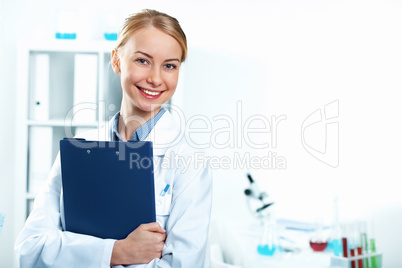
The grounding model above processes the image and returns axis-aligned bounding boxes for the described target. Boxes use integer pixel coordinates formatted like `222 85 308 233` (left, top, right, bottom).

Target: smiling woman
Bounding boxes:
15 9 212 268
110 10 187 141
111 26 182 135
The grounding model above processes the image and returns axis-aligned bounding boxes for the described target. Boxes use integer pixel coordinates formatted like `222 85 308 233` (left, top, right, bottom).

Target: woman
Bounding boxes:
15 9 212 268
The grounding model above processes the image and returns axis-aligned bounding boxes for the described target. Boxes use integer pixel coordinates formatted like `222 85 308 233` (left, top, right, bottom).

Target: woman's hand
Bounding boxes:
111 222 166 265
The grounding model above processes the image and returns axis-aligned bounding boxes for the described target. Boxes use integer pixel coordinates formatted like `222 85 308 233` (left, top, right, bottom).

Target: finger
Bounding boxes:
153 244 164 258
142 222 165 233
152 240 165 252
154 232 167 242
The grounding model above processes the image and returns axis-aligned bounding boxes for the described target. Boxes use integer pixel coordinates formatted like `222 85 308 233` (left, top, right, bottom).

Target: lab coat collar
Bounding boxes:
105 110 182 156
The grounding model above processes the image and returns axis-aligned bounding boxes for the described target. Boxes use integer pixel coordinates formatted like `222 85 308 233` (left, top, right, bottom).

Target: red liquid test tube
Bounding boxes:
350 248 356 268
357 247 363 268
342 237 348 257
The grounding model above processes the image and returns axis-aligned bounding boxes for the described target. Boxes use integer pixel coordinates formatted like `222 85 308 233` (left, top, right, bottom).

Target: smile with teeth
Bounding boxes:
138 87 162 96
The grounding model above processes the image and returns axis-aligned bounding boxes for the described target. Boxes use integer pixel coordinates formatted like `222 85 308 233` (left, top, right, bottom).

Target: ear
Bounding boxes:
111 49 121 74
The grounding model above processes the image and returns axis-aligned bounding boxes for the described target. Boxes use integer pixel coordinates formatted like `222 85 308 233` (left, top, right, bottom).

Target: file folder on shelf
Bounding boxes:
73 54 98 123
60 138 156 240
29 53 50 120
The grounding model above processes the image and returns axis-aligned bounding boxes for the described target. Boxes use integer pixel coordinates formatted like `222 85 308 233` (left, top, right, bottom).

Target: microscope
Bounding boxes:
244 173 279 255
244 173 274 219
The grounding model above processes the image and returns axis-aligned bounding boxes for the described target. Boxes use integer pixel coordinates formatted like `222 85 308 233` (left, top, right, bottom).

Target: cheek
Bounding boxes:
166 73 179 89
126 70 141 84
122 65 145 85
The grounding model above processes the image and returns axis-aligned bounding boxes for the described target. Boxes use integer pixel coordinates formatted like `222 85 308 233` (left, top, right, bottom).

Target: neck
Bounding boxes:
118 96 161 141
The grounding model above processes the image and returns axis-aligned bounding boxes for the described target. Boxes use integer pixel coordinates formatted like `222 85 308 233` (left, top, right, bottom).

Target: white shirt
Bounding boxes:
15 111 213 268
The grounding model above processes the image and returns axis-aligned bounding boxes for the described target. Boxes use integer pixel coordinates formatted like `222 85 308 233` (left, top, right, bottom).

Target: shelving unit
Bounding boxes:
14 40 122 239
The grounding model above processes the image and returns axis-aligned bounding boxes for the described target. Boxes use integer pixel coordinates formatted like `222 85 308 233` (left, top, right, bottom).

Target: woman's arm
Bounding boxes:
14 154 116 268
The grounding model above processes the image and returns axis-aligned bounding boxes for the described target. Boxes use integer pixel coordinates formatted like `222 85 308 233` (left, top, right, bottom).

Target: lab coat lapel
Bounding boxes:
144 111 182 156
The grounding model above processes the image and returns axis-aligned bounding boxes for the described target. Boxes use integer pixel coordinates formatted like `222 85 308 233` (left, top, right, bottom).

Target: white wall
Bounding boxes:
1 0 401 267
180 2 402 267
0 0 17 267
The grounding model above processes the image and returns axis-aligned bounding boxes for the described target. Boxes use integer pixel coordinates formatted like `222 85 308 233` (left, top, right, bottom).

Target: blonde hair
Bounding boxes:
115 9 187 62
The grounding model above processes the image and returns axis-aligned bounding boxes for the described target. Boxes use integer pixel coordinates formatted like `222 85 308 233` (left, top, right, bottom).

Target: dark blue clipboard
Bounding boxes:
60 138 156 240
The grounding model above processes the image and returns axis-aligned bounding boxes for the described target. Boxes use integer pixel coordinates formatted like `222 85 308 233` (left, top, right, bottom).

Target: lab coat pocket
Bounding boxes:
155 194 172 216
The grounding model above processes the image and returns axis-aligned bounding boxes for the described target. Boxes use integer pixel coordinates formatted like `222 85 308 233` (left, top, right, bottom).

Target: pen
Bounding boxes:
160 184 170 196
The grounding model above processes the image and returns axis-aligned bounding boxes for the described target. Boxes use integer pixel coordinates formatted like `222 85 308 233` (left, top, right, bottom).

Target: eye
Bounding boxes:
135 58 149 65
164 63 177 70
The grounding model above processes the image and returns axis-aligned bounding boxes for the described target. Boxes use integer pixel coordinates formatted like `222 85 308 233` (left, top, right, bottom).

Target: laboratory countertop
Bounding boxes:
213 219 333 268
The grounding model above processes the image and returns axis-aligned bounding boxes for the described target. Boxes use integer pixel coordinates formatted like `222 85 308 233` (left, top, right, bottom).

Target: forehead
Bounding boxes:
122 26 182 59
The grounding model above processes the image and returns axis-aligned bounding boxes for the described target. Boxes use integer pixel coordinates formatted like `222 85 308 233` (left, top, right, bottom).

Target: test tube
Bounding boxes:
354 221 366 268
357 247 363 268
359 221 369 268
368 221 377 268
349 222 358 268
341 223 349 258
332 223 342 256
332 197 342 256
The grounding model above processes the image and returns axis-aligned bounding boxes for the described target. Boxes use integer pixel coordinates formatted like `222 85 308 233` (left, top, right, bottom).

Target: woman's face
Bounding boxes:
112 26 182 114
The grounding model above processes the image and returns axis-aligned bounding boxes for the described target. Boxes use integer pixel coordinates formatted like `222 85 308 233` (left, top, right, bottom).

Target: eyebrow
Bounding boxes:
134 51 180 63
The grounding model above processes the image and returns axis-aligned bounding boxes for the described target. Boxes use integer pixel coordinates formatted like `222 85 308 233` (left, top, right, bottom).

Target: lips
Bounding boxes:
137 86 164 99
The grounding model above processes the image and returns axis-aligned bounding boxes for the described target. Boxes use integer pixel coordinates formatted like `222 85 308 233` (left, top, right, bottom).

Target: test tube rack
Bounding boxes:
330 252 382 268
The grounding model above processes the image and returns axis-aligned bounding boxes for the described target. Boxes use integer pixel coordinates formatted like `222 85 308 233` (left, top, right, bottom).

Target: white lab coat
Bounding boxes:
15 111 213 268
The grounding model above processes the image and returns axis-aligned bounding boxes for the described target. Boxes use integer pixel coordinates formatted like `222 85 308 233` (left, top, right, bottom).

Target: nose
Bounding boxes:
146 67 162 87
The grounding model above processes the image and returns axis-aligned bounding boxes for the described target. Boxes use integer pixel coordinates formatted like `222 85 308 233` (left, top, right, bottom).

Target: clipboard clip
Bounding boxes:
63 138 86 142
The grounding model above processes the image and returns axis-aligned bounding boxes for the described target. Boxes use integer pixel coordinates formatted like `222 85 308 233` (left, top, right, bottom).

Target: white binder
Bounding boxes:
30 54 50 120
73 54 98 123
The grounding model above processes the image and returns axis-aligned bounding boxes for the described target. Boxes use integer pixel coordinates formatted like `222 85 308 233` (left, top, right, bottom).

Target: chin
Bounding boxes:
139 103 163 114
